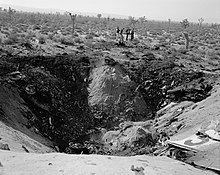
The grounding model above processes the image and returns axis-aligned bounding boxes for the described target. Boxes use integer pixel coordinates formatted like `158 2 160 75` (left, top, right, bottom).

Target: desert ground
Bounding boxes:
0 7 220 175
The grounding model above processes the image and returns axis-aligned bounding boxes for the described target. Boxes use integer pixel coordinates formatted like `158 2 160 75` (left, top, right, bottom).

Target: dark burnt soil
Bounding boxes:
124 53 217 118
0 54 94 150
0 47 218 154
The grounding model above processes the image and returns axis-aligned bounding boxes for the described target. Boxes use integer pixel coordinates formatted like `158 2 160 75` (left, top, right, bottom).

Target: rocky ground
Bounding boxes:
0 10 220 174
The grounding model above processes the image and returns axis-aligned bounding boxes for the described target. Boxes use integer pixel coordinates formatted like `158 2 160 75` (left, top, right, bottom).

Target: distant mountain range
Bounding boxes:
0 4 129 19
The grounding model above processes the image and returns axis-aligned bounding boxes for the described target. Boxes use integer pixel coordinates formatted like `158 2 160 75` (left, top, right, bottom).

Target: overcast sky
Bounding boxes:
1 0 220 23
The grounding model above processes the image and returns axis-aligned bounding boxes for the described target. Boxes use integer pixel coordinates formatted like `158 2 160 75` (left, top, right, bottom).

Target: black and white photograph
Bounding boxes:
0 0 220 174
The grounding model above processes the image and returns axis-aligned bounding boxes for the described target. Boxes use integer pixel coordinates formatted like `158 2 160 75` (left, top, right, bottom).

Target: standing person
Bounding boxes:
116 27 120 34
120 28 124 43
130 28 135 41
116 27 120 39
125 28 130 41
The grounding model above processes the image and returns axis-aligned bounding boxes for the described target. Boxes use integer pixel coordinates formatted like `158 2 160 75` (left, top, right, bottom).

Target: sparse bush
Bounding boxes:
4 33 19 45
180 19 190 29
97 14 102 19
85 34 94 39
38 34 46 44
109 35 116 40
20 37 32 48
138 36 143 40
87 32 99 37
11 27 20 33
40 30 49 35
52 34 61 42
20 33 26 38
205 49 219 59
60 36 74 45
215 50 220 56
26 31 36 40
132 38 140 44
74 37 83 44
2 30 10 36
198 18 204 28
129 16 139 27
47 33 55 40
33 25 40 30
73 33 79 37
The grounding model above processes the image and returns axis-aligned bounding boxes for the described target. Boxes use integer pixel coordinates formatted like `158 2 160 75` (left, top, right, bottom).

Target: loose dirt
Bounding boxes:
0 150 215 175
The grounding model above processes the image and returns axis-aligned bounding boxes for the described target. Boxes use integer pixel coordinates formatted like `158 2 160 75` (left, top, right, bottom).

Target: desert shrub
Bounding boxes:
52 35 61 43
40 30 49 35
65 27 72 32
205 49 215 56
26 31 36 40
20 33 26 38
19 24 28 31
11 27 20 33
46 27 54 33
215 50 220 56
74 37 84 44
33 25 41 30
132 38 140 44
16 17 26 24
61 32 67 36
109 35 116 40
73 33 79 37
196 48 206 55
4 39 13 45
2 30 10 36
85 34 93 39
138 36 144 40
209 40 218 45
4 33 19 45
60 36 74 46
88 31 99 37
38 34 46 44
47 33 55 40
205 50 220 60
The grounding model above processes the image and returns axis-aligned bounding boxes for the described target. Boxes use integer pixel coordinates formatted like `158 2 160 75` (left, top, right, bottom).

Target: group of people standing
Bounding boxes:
116 27 135 44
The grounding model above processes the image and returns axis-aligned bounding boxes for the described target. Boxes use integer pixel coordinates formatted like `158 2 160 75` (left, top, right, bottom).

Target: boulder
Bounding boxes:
88 62 150 121
0 143 10 150
102 121 155 154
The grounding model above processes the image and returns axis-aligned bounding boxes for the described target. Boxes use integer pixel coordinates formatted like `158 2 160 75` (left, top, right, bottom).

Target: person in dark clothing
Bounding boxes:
116 27 120 41
125 28 131 41
120 28 124 43
130 28 135 40
116 27 120 34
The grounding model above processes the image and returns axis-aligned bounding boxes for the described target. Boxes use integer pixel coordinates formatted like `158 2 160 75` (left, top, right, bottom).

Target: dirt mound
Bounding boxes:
102 121 156 155
89 61 150 124
0 85 54 152
0 121 54 153
1 150 215 175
